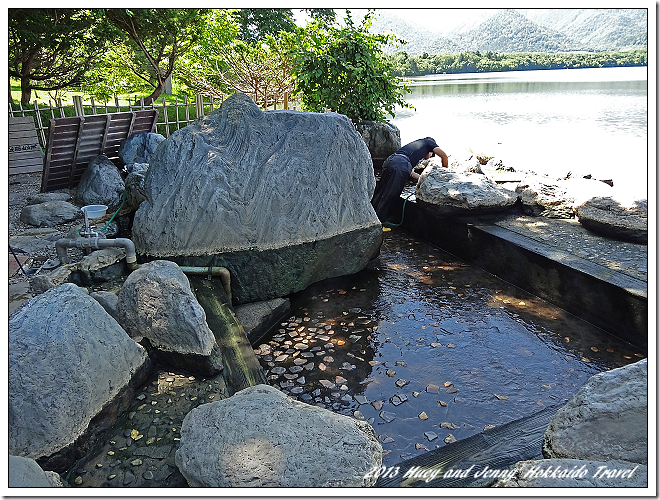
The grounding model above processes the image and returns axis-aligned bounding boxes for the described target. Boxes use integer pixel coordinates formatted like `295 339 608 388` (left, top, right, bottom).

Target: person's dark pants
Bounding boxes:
371 154 412 222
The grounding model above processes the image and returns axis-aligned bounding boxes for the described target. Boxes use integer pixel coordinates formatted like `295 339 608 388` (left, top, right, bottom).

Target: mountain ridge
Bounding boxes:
370 8 647 55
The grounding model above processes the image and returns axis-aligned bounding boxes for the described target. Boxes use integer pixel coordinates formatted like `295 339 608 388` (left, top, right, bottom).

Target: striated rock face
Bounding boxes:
542 359 647 465
175 384 382 487
576 194 647 243
416 166 519 217
8 283 149 464
132 92 382 304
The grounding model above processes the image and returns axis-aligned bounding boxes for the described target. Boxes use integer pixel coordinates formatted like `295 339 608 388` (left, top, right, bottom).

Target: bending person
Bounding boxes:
371 137 449 223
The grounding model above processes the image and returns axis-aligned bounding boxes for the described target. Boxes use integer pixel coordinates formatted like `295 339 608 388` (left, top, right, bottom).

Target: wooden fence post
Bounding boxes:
195 94 204 119
73 95 84 116
32 101 46 147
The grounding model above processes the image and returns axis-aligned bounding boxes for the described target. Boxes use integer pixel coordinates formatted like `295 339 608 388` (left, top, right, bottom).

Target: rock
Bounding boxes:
416 166 519 217
493 459 647 488
576 194 647 243
20 201 81 227
355 120 401 168
90 291 119 321
132 93 382 304
9 228 61 254
516 176 613 219
118 132 165 166
8 284 149 469
116 260 223 376
75 155 125 211
175 384 382 487
543 359 647 465
67 247 126 285
8 455 64 487
25 192 71 205
123 165 149 212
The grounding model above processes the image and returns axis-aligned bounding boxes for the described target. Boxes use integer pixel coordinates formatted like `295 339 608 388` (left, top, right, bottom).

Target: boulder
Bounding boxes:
123 164 149 212
576 194 647 243
516 176 614 219
234 297 291 345
19 201 81 227
543 359 647 465
9 228 61 254
356 120 401 168
116 260 224 376
8 455 64 488
175 384 382 487
74 155 125 211
494 458 647 488
118 132 165 167
8 283 149 469
132 92 382 304
25 191 71 205
90 290 119 321
415 166 519 217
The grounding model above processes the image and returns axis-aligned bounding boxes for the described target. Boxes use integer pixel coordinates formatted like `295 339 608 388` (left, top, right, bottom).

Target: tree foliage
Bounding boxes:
104 8 209 103
290 10 412 123
233 9 296 44
8 9 117 104
388 49 648 77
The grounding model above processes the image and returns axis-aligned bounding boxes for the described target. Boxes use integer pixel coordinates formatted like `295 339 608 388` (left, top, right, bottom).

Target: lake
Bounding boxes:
390 66 648 198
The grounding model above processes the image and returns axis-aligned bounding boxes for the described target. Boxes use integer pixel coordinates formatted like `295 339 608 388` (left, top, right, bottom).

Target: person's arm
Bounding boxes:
433 146 449 168
410 170 421 182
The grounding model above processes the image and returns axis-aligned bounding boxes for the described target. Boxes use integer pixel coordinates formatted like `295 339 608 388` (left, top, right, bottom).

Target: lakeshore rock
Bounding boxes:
234 297 291 345
132 92 382 304
8 455 64 488
175 384 382 487
90 290 119 321
576 193 647 243
542 358 647 465
75 155 125 211
20 200 81 227
8 283 149 466
356 120 401 168
116 260 224 376
25 192 71 205
493 458 647 488
416 166 519 217
123 163 150 212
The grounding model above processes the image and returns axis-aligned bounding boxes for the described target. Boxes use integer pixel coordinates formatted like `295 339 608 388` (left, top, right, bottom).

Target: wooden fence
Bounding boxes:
8 92 295 150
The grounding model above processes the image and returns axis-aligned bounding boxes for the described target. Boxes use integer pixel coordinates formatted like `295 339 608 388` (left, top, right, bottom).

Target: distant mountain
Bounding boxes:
371 8 647 55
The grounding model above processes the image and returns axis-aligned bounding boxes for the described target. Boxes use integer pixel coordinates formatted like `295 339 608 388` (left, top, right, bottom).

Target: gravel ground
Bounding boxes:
9 173 88 285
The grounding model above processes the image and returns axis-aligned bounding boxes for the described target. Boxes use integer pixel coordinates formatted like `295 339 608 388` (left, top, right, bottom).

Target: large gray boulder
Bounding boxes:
116 260 223 376
75 155 125 211
8 283 149 466
493 459 647 488
416 166 519 217
356 120 401 167
175 384 382 487
8 455 64 488
576 193 647 243
19 201 81 227
543 359 647 465
132 92 382 304
118 132 165 166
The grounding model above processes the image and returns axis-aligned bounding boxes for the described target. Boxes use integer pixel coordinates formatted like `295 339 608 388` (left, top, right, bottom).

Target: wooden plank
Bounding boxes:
8 116 43 175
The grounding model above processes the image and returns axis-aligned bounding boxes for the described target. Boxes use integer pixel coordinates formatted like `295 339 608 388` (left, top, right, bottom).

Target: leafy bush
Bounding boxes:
289 10 412 123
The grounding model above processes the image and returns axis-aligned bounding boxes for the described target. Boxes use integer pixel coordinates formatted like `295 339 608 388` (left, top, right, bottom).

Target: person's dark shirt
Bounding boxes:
393 137 439 168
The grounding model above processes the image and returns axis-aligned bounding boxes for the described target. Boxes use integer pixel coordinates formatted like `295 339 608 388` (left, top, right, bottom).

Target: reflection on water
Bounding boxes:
256 230 644 466
392 67 648 197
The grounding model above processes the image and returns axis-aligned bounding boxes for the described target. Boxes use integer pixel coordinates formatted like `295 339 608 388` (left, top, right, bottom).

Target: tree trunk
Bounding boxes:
21 74 31 105
142 77 167 105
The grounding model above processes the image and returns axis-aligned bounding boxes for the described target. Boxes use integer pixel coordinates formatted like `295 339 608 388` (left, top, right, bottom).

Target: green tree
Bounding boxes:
290 10 412 123
8 8 117 104
233 9 296 44
105 8 209 103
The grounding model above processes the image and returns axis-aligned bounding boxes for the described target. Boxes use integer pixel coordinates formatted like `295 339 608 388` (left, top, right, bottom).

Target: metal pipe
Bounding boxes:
179 266 232 304
55 237 138 271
